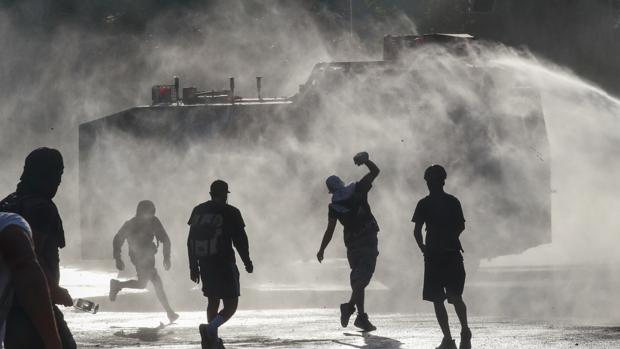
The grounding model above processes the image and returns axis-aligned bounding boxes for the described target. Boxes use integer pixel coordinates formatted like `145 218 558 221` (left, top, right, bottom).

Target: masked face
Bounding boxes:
326 175 345 194
18 148 64 199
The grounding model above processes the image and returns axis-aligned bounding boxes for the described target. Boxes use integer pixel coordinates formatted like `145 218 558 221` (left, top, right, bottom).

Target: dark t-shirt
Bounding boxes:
328 177 379 249
187 201 249 265
412 192 465 256
0 193 64 284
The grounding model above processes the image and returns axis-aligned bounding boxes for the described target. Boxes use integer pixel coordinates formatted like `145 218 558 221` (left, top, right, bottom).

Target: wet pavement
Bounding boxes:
66 309 620 348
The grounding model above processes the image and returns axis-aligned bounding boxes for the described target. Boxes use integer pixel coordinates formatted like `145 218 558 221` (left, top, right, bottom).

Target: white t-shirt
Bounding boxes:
0 212 32 347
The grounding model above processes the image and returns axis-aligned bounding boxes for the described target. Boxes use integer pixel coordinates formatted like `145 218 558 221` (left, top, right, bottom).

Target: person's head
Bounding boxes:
424 164 447 193
17 147 64 198
136 200 156 218
210 180 230 203
325 175 345 194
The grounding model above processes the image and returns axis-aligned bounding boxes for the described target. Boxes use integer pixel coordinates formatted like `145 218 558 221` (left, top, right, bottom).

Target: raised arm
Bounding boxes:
354 152 380 187
0 226 62 349
317 217 337 263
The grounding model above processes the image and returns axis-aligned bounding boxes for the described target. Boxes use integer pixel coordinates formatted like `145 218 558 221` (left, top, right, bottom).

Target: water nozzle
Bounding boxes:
256 77 262 100
229 77 235 104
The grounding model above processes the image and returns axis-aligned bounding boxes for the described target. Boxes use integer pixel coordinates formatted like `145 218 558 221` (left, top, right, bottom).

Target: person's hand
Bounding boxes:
164 258 171 271
190 266 200 284
316 249 324 263
115 258 125 271
53 286 73 307
353 151 369 166
245 261 254 273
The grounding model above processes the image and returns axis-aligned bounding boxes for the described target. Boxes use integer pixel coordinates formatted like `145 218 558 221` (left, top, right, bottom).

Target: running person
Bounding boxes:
109 200 179 323
411 165 471 349
187 180 253 349
317 151 380 332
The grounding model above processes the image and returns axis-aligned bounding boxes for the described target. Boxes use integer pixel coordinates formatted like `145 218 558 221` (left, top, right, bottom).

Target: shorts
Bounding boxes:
130 253 157 281
199 261 240 299
423 252 466 303
347 245 379 289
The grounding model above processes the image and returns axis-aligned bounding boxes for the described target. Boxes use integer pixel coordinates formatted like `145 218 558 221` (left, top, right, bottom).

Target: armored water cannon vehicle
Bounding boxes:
79 34 550 281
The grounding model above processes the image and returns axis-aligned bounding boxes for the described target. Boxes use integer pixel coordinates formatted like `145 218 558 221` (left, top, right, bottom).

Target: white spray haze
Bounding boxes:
1 1 619 321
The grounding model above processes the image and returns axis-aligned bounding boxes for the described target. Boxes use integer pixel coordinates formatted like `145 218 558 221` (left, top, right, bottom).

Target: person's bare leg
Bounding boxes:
110 272 147 302
118 277 148 289
219 297 238 322
207 297 221 323
150 271 175 315
434 301 452 340
451 297 469 330
206 297 238 341
452 296 471 348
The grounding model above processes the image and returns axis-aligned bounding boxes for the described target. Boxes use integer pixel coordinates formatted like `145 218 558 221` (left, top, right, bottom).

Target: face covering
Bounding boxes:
326 175 356 213
16 147 64 199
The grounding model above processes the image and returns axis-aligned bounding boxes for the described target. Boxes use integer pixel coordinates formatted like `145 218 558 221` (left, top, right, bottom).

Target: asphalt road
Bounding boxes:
66 309 620 348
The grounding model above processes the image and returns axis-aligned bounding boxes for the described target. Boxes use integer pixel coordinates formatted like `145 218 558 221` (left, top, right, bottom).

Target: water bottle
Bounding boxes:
73 298 99 314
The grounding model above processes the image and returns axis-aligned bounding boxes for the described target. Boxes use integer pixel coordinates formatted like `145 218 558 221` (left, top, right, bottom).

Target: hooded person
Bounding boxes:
109 200 179 323
0 147 76 349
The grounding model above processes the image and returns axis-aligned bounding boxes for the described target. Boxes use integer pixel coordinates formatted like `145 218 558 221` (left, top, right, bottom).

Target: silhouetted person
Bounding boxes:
317 151 380 332
109 200 179 323
0 148 76 348
0 212 62 349
187 180 253 349
411 165 471 349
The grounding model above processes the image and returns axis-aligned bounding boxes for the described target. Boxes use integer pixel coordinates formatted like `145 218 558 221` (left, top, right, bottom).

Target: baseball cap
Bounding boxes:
210 180 230 194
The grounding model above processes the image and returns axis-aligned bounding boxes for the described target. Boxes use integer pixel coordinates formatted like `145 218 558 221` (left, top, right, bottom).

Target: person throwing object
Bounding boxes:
317 151 380 332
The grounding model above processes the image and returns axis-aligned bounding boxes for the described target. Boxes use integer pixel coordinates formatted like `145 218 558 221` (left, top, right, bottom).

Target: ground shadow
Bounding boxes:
333 332 403 349
112 322 172 341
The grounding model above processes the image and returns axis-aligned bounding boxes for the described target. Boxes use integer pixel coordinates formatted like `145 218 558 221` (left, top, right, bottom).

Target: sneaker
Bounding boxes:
167 311 179 324
199 323 216 349
436 337 457 349
340 303 355 327
109 279 121 302
353 313 376 332
459 328 472 349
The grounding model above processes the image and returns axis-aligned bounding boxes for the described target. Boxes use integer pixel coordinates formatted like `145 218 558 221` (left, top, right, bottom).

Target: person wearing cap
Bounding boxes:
0 147 76 348
317 151 380 332
187 180 253 349
108 200 179 323
411 165 471 349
